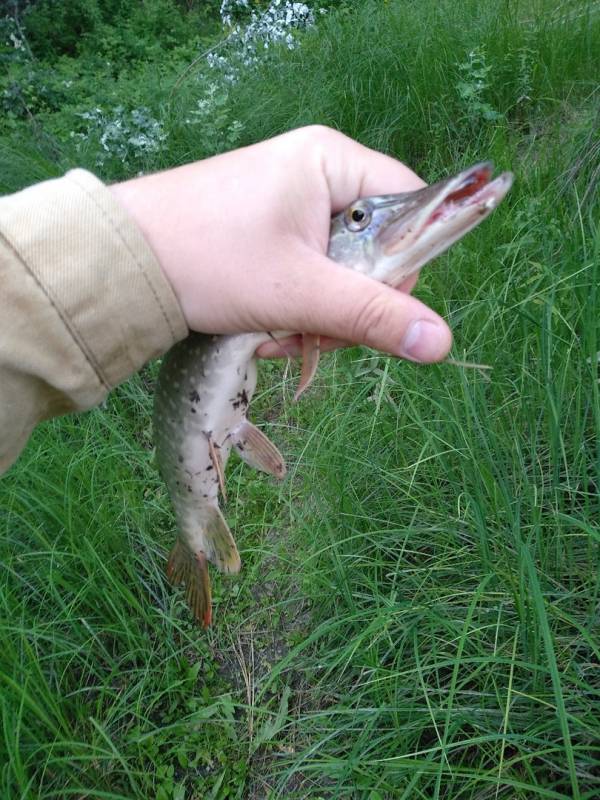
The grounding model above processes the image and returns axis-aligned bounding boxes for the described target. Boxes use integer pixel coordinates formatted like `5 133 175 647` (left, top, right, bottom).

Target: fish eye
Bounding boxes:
345 202 372 232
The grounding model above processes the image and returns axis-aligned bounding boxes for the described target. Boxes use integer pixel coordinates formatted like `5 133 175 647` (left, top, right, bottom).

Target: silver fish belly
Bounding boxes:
154 331 284 626
154 162 513 626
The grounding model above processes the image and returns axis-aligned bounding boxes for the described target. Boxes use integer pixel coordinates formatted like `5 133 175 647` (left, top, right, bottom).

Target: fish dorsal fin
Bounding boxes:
231 419 286 479
204 505 241 573
294 333 321 401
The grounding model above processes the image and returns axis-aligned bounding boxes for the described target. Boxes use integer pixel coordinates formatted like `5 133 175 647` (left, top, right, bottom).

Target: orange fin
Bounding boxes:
294 333 321 401
167 506 240 626
204 505 241 574
207 434 227 502
267 331 295 359
167 539 212 627
231 419 286 479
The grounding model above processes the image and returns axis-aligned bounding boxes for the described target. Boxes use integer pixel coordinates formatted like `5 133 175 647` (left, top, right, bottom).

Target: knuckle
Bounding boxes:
296 124 338 152
348 292 389 345
303 123 335 140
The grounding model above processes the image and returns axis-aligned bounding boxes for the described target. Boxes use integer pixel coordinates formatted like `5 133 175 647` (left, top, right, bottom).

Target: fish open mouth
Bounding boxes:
375 161 513 284
425 162 508 227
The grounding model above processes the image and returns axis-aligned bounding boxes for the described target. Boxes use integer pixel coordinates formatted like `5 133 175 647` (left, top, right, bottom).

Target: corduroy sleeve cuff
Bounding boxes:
0 168 188 392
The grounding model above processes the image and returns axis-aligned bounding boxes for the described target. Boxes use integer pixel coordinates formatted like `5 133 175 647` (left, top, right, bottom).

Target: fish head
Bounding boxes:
328 162 514 285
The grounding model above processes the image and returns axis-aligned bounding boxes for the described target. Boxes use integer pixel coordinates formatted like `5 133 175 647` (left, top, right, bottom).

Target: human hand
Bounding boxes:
109 126 452 363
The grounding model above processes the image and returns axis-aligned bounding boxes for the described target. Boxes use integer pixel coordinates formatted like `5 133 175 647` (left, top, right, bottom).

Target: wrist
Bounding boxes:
108 167 198 327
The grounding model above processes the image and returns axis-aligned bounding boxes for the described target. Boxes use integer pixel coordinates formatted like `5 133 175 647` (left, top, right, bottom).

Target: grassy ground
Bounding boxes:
1 0 599 797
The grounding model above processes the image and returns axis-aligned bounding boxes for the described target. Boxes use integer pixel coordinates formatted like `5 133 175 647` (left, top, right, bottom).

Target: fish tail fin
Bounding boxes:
167 506 241 626
167 539 212 627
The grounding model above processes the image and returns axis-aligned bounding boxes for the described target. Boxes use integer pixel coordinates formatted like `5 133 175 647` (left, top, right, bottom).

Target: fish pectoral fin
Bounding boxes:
167 539 212 627
231 420 286 479
294 333 321 401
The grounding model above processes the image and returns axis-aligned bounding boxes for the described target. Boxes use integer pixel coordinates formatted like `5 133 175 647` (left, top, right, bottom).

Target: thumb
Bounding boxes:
282 253 452 363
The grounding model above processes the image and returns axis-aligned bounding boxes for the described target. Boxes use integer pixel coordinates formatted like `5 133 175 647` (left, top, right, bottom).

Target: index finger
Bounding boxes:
315 127 427 213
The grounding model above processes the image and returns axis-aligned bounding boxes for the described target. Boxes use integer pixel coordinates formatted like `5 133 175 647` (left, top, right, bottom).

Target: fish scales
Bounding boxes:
154 332 264 512
154 162 513 626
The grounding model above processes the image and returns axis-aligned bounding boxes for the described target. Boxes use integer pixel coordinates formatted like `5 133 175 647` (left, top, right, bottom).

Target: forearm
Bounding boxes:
0 169 187 475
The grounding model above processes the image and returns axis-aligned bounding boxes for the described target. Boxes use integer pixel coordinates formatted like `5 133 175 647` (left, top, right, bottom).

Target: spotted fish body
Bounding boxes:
154 331 281 625
154 162 513 626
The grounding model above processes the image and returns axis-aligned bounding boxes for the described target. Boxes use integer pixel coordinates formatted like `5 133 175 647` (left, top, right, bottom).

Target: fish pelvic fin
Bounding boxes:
167 539 212 627
294 333 321 401
231 420 286 479
207 434 227 502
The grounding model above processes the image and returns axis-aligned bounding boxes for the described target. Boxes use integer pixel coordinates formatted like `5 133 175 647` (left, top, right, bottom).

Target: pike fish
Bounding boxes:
153 161 513 626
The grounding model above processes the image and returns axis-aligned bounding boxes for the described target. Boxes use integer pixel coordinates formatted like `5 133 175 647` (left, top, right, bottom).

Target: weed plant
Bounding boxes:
1 0 599 797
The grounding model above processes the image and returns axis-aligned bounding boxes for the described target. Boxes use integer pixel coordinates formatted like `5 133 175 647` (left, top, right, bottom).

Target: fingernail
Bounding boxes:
398 320 447 362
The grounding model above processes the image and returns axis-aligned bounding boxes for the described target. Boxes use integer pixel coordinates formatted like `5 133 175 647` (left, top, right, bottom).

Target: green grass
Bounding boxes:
1 0 599 797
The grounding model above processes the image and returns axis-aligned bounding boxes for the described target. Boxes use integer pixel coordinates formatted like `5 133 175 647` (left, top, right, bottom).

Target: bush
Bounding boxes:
23 0 103 57
21 0 211 59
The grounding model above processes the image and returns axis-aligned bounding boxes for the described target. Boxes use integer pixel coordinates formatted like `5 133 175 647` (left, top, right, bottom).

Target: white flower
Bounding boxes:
208 0 316 81
9 33 24 50
76 105 166 165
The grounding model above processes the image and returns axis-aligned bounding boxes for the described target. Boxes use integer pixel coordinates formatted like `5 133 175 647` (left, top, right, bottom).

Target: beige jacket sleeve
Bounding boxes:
0 169 188 475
